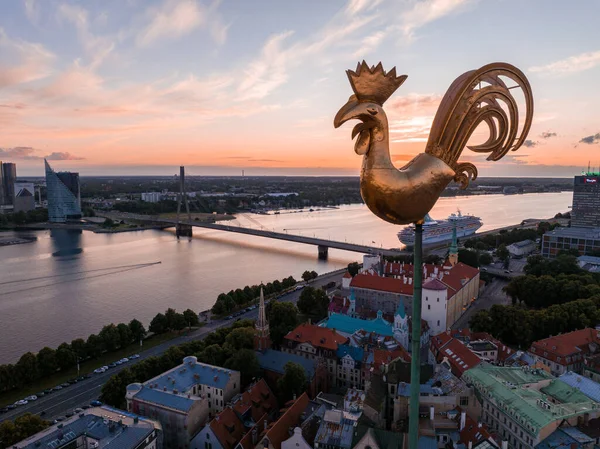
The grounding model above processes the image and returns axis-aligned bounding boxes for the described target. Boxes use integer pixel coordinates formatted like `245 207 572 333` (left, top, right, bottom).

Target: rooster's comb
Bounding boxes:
346 61 407 105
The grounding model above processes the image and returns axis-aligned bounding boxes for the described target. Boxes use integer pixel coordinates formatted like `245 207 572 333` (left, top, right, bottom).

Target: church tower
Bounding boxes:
254 287 271 352
448 217 458 267
393 301 409 351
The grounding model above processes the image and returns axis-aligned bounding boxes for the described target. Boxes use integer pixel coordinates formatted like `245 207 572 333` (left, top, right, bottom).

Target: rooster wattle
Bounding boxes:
334 61 533 225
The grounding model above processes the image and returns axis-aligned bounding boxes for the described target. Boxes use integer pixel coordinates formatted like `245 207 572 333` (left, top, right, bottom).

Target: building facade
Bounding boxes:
572 174 600 228
464 364 600 449
1 162 16 206
127 356 240 448
142 192 163 202
14 406 162 449
13 181 35 212
541 226 600 258
45 159 82 222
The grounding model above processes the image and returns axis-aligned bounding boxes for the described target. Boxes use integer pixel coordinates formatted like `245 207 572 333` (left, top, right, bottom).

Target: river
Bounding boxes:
0 192 571 363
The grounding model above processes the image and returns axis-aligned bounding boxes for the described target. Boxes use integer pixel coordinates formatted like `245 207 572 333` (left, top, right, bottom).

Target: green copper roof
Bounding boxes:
463 364 599 435
325 313 393 336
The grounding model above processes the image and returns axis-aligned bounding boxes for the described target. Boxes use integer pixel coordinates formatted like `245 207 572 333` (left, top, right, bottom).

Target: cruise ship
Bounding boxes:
397 211 482 247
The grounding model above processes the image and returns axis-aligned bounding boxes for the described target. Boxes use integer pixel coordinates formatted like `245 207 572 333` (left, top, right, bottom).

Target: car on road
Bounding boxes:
25 395 37 401
67 379 78 384
115 360 123 365
55 417 65 422
109 363 117 368
53 385 63 390
94 368 106 374
130 354 140 359
77 376 85 381
65 411 74 417
225 316 233 320
61 383 70 387
74 408 83 413
35 392 45 397
83 374 92 379
39 411 46 417
504 269 510 274
120 358 129 363
0 408 8 413
101 366 109 371
44 389 53 394
15 400 28 406
481 267 488 271
82 405 91 410
7 404 17 410
90 400 102 407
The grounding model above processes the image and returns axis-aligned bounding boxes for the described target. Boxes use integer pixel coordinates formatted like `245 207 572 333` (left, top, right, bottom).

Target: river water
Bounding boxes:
0 192 571 363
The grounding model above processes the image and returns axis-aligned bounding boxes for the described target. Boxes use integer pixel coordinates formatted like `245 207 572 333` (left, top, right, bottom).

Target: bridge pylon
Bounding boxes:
176 166 192 240
318 245 329 260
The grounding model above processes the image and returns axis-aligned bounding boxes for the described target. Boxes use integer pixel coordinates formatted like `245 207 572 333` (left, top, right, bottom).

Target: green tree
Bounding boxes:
165 308 178 330
36 347 57 376
70 338 88 360
0 414 49 447
86 334 104 358
301 271 313 282
277 362 307 402
479 253 493 265
347 262 360 277
225 349 261 386
99 324 121 351
149 313 168 334
16 352 38 384
128 319 146 342
198 344 228 366
496 244 509 262
117 323 133 348
172 313 187 331
458 249 479 268
183 309 200 327
297 287 329 320
225 327 255 351
268 301 299 347
56 344 77 371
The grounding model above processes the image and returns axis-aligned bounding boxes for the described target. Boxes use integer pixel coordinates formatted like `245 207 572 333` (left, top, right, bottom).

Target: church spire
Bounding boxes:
448 216 458 267
254 287 271 352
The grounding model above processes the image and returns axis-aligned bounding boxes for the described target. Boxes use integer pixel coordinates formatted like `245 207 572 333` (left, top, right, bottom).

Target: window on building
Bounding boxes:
437 320 440 326
437 298 439 302
428 305 431 310
460 397 469 406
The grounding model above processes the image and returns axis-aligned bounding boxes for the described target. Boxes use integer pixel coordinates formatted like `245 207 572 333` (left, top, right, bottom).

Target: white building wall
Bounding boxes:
282 428 312 449
421 287 448 336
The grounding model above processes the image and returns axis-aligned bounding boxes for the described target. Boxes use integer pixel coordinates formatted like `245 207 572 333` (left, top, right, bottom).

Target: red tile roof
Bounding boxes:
285 324 348 351
458 408 495 447
262 393 310 449
350 273 413 295
529 328 600 366
343 271 353 279
328 296 349 315
437 338 482 377
237 413 268 449
359 261 480 299
232 379 278 423
209 407 246 449
373 347 411 368
451 329 513 362
423 278 447 291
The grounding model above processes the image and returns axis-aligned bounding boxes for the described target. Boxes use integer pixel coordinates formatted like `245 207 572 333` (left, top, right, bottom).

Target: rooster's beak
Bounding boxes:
334 98 359 128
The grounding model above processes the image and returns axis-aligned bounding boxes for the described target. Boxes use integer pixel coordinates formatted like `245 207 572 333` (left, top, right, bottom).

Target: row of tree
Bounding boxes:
0 308 198 395
0 413 49 448
211 276 297 315
100 317 306 408
148 308 200 334
0 209 49 227
470 296 600 349
463 224 545 251
297 287 330 321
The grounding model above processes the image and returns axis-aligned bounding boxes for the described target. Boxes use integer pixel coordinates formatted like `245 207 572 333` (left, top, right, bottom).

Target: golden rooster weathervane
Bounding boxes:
334 61 534 225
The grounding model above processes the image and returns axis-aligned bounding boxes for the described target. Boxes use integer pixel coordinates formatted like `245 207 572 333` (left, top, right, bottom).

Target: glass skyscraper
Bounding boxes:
0 161 17 206
45 159 82 222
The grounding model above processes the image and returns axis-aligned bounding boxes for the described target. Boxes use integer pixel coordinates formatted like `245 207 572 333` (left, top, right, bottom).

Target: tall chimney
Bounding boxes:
460 411 466 431
429 406 434 421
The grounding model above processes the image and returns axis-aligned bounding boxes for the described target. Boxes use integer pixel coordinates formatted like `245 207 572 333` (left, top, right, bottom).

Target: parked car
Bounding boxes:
67 379 78 384
130 354 140 359
39 411 46 416
25 395 37 401
109 363 117 368
0 408 9 413
77 376 85 381
53 386 63 390
44 389 53 394
115 361 122 365
7 405 17 410
55 417 65 422
81 405 91 410
35 392 45 397
90 400 102 407
120 358 129 363
74 408 83 413
61 383 70 388
101 366 109 371
65 411 74 418
15 400 28 406
94 368 105 374
83 374 92 379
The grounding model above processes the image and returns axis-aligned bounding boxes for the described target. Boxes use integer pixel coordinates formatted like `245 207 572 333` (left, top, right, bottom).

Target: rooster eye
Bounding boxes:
367 107 378 115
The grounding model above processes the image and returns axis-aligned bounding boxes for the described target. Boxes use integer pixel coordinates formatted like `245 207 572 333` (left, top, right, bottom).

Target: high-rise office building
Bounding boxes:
45 159 81 222
572 173 600 228
0 162 17 205
13 182 36 212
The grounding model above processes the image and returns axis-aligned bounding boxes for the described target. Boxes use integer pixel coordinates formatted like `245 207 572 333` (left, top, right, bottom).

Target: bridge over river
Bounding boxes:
103 212 408 259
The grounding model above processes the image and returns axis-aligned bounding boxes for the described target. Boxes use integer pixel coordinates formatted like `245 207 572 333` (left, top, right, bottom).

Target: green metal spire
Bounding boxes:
449 218 458 255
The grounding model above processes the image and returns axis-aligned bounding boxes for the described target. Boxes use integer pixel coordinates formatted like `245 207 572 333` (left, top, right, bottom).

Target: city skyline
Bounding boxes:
1 0 600 176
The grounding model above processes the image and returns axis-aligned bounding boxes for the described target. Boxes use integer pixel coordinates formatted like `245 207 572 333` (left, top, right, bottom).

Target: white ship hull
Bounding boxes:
397 213 482 247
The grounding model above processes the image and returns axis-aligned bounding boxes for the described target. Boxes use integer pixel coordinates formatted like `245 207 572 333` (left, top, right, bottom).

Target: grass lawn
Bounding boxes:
0 330 190 408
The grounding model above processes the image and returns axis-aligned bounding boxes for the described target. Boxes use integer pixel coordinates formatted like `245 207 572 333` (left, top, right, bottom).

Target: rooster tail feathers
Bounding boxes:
425 62 534 188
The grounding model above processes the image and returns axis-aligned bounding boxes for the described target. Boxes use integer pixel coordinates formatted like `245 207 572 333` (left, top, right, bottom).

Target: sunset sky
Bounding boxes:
1 0 600 177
